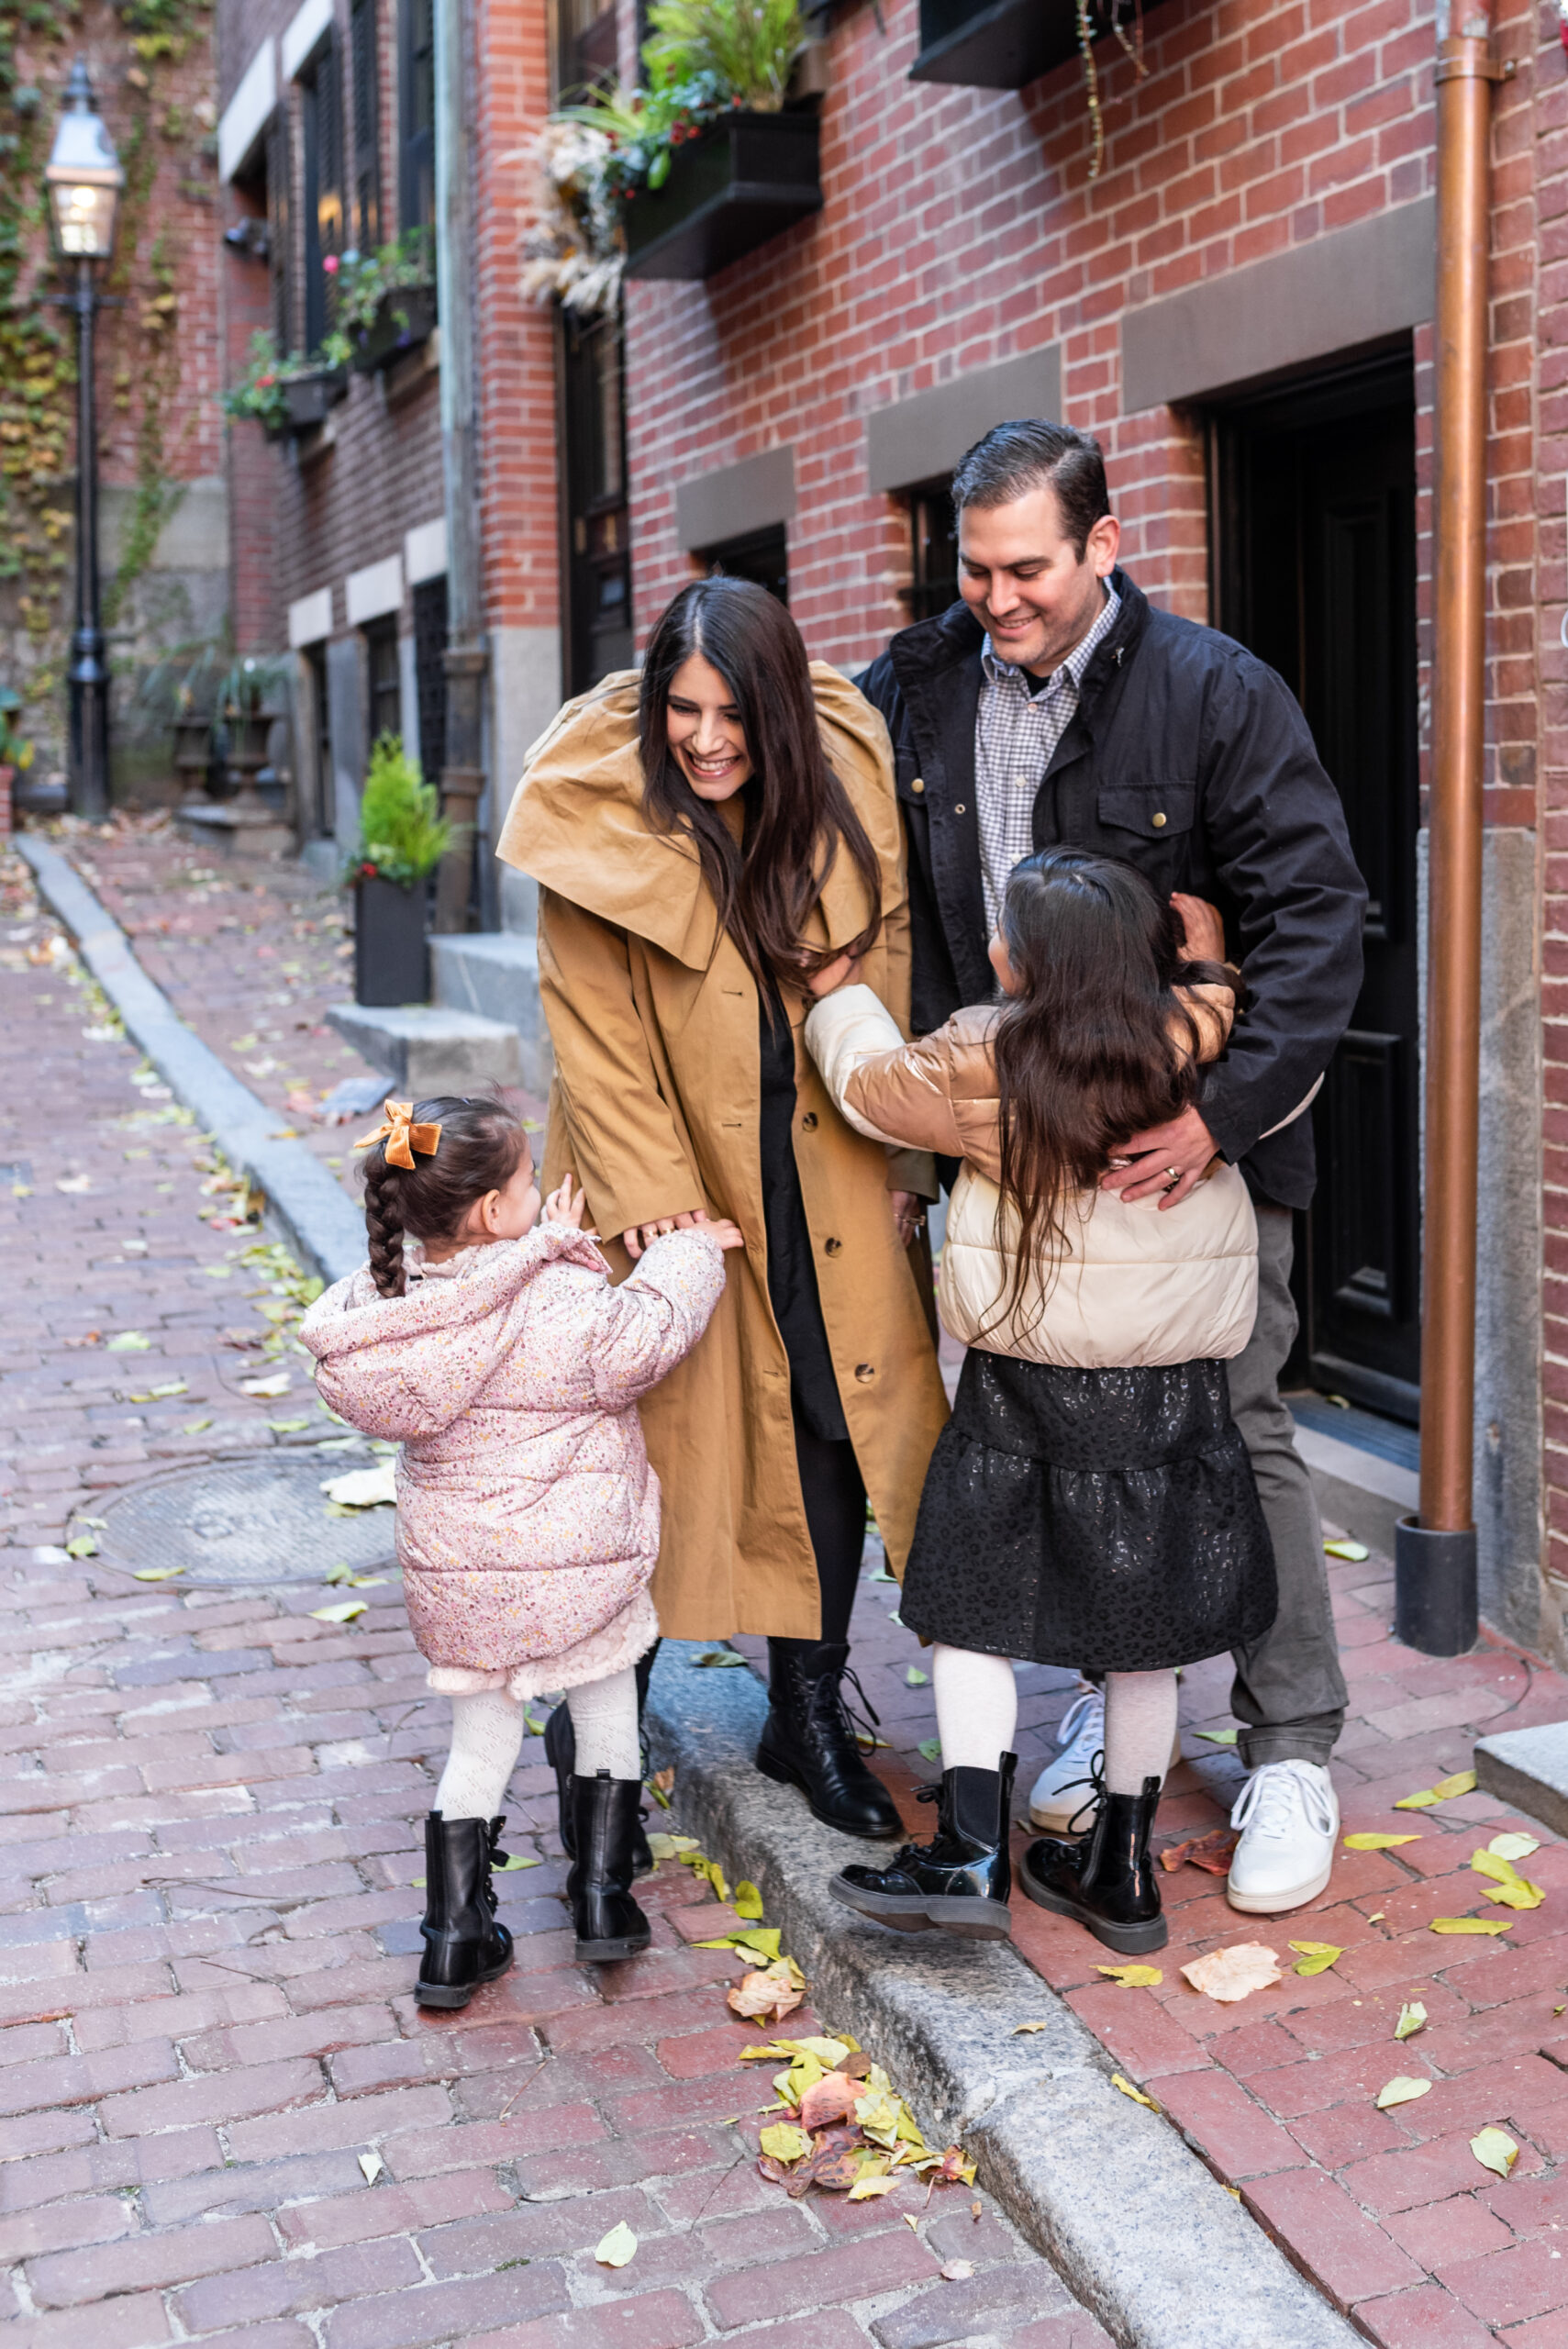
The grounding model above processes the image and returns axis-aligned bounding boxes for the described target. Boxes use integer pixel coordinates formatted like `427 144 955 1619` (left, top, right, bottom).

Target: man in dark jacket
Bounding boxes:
858 420 1367 1915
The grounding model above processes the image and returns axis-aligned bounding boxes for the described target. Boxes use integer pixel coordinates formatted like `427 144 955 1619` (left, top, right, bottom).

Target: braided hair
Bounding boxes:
360 1094 528 1298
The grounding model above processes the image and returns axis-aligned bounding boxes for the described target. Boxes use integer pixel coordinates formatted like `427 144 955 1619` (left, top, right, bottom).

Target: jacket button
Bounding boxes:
954 803 966 815
911 777 925 794
801 1111 817 1131
854 1362 875 1383
824 1237 842 1256
1152 812 1167 828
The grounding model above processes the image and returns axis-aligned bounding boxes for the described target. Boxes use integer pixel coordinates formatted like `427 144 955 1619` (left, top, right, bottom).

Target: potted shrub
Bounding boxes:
333 233 439 373
219 330 349 440
350 734 450 1007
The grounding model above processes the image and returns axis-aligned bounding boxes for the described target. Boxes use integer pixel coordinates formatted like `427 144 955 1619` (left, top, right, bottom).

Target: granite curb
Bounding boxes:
645 1639 1360 2349
16 832 364 1286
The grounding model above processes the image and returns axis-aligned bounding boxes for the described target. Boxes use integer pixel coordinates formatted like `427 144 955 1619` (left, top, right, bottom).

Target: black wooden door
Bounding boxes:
1211 350 1421 1420
559 307 633 695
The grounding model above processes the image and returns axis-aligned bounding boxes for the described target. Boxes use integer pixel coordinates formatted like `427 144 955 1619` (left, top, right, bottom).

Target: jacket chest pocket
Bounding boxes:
1095 781 1196 853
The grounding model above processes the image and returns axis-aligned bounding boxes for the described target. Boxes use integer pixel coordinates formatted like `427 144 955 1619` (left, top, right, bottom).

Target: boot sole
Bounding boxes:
1019 1875 1168 1954
830 1876 1012 1941
415 1949 515 2009
574 1932 652 1962
755 1748 905 1842
1225 1858 1333 1914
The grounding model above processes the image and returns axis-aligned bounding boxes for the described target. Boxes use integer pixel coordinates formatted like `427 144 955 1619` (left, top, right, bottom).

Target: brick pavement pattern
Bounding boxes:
1 835 1109 2345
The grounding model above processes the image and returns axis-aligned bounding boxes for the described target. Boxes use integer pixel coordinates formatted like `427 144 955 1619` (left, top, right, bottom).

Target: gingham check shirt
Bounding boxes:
974 584 1122 934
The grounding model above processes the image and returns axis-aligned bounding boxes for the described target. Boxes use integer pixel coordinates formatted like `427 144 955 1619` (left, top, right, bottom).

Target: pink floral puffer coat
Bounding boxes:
300 1223 726 1700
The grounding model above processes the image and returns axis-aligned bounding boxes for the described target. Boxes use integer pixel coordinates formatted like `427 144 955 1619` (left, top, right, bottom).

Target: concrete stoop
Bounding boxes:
429 930 553 1095
644 1641 1359 2349
324 1001 522 1095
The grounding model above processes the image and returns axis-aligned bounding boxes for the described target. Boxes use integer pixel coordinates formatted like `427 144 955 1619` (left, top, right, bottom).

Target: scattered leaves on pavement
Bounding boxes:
1395 1770 1478 1809
646 1832 699 1862
1488 1832 1540 1862
1429 1917 1513 1935
1181 1944 1283 2002
1471 2128 1519 2180
594 2221 638 2266
691 1648 747 1667
309 1600 367 1623
732 1880 764 1920
1194 1727 1239 1743
917 1738 943 1763
1323 1538 1370 1560
128 1380 187 1402
848 2170 900 2200
940 2259 975 2281
106 1330 150 1352
64 1534 98 1558
1343 1831 1421 1850
1111 2075 1161 2110
1395 2001 1427 2041
1375 2076 1432 2110
1159 1828 1240 1876
1095 1965 1162 1987
130 1564 186 1581
319 1464 396 1509
728 1960 806 2021
358 2153 384 2183
759 2122 811 2164
906 1665 929 1686
1289 1941 1344 1976
1012 2021 1052 2033
239 1373 292 1397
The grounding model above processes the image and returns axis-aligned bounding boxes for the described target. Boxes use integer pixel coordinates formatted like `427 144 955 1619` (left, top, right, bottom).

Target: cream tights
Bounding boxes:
434 1666 640 1820
931 1644 1177 1797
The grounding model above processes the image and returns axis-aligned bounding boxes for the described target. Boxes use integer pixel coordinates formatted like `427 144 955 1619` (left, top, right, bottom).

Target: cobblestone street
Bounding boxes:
11 824 1568 2346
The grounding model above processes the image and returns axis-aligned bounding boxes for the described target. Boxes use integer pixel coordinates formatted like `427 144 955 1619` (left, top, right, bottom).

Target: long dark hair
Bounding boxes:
638 576 884 988
360 1095 528 1299
989 850 1234 1332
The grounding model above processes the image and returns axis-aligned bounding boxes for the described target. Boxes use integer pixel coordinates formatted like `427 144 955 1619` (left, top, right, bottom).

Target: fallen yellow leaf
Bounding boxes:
1429 1917 1513 1935
1375 2076 1432 2110
847 2172 900 2200
1485 1880 1544 1910
595 2220 638 2266
1181 1944 1283 2002
1395 2002 1427 2041
733 1880 765 1921
759 2121 810 2164
1095 1965 1163 1987
309 1599 367 1623
1111 2074 1161 2110
1471 2127 1519 2180
1395 1771 1478 1810
130 1564 186 1581
1488 1832 1540 1862
1343 1832 1421 1850
1324 1538 1371 1561
1012 2021 1052 2034
1289 1941 1344 1976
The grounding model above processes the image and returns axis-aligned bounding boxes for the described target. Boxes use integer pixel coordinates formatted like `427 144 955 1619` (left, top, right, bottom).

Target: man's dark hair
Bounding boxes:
951 420 1111 558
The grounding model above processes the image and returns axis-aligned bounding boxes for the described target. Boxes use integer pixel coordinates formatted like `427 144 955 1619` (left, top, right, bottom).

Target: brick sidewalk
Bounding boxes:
0 840 1109 2347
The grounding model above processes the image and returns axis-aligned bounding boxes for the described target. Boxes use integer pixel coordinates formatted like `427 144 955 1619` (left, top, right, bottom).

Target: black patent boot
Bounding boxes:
832 1755 1017 1940
415 1813 516 2009
755 1640 903 1841
1019 1773 1167 1954
543 1646 658 1877
568 1771 653 1962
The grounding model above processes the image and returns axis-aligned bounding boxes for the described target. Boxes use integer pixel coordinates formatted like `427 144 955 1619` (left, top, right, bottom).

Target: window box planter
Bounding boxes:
262 367 349 441
349 284 439 374
355 874 430 1006
623 110 822 284
910 0 1168 90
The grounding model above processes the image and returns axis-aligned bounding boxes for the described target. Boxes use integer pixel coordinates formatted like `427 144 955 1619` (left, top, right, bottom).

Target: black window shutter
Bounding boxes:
398 0 434 233
351 0 381 252
266 106 292 355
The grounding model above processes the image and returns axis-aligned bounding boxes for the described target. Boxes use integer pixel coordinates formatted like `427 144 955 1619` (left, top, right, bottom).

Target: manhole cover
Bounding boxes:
95 1455 400 1586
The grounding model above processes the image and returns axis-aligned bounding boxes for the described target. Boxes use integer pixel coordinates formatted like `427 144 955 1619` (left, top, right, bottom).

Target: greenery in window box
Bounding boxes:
0 687 36 784
328 229 437 340
350 734 451 888
220 331 352 431
522 0 806 317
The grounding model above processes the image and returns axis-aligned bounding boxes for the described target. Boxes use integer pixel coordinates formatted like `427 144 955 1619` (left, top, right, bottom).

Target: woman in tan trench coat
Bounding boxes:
498 578 950 1842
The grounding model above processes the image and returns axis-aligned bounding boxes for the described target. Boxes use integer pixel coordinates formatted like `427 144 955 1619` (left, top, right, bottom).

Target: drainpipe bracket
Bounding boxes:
1434 49 1516 82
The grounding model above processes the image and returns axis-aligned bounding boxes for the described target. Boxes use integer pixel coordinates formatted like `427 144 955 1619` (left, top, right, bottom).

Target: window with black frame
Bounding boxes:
364 619 402 749
306 643 333 838
398 0 434 233
300 34 343 351
263 111 292 353
700 525 788 606
350 0 381 251
562 307 633 692
412 576 448 780
557 0 619 95
901 480 959 621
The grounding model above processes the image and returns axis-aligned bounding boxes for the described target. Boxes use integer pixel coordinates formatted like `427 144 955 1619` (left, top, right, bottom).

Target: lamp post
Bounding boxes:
44 61 123 821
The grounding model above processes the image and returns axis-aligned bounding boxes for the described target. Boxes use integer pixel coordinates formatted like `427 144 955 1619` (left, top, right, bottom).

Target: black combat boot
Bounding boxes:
543 1645 658 1876
567 1771 653 1962
755 1640 903 1840
831 1754 1017 1940
415 1813 515 2009
1019 1772 1167 1954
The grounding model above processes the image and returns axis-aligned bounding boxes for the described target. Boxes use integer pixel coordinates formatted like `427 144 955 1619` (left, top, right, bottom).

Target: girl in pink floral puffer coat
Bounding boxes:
299 1093 737 2005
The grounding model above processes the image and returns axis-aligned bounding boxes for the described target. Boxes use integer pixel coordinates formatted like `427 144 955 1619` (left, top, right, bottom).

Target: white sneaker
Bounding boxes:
1226 1760 1339 1913
1028 1687 1106 1831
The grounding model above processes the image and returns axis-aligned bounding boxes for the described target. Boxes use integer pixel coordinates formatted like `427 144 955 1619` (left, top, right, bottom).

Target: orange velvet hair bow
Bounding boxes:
353 1099 442 1172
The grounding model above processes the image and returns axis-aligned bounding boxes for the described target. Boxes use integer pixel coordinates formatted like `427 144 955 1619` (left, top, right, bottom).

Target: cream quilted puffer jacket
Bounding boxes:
804 985 1260 1369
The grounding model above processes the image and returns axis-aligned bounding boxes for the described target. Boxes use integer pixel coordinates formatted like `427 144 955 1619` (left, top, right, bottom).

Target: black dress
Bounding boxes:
900 1348 1276 1673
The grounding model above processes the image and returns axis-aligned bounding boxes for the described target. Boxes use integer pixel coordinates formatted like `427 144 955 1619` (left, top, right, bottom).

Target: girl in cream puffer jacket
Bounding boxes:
803 847 1279 1958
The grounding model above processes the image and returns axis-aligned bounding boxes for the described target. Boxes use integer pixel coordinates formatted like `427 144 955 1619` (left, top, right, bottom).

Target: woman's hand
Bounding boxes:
1171 892 1226 963
621 1208 701 1260
543 1174 588 1229
889 1189 925 1249
806 951 863 998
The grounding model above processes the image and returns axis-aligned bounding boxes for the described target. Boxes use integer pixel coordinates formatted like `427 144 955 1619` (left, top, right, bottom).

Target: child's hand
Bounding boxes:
543 1174 588 1228
1171 893 1226 964
806 950 862 997
692 1212 745 1252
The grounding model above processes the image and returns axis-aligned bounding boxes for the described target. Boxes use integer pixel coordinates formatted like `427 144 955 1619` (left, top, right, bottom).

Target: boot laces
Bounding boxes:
814 1658 882 1753
482 1817 509 1915
1229 1759 1335 1842
1062 1752 1108 1839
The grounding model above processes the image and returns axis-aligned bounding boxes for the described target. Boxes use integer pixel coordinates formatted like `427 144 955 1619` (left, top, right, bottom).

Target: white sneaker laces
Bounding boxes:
1054 1687 1106 1764
1229 1759 1335 1842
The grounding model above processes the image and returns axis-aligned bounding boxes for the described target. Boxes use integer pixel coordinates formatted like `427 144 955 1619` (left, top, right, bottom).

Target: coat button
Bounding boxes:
1152 812 1167 828
801 1111 817 1131
824 1237 842 1256
954 803 967 815
854 1362 875 1383
911 777 925 794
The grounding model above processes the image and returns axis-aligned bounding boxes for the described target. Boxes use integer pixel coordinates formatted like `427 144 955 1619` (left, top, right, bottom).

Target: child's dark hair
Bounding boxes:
989 850 1235 1334
361 1096 528 1299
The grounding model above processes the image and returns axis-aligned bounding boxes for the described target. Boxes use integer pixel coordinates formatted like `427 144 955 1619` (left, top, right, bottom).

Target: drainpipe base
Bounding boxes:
1394 1516 1479 1655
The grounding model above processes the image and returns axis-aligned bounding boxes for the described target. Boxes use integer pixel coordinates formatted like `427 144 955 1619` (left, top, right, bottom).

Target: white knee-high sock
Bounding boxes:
435 1688 528 1820
931 1644 1018 1773
565 1664 641 1779
1102 1669 1179 1796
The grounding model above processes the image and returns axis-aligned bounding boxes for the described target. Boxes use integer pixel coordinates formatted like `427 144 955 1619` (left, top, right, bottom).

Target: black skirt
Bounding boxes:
901 1349 1277 1673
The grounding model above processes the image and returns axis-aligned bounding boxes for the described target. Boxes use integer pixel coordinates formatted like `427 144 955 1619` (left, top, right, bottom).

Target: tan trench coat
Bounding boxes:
495 663 951 1642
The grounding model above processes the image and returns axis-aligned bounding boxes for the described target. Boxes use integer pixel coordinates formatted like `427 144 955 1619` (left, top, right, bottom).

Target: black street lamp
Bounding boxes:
45 61 123 820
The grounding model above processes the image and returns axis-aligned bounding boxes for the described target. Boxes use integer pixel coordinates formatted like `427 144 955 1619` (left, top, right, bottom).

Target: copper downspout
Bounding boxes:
1395 5 1506 1654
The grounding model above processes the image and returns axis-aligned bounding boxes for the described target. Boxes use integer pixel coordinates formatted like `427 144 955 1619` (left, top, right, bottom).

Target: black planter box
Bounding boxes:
350 285 439 374
911 0 1169 89
355 874 429 1007
623 110 822 283
263 367 349 440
